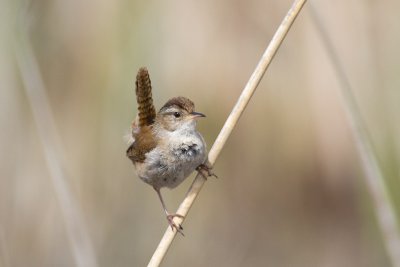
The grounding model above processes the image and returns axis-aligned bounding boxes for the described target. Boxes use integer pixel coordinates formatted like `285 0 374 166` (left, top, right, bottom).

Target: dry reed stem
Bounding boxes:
147 0 307 266
309 5 400 267
15 8 98 267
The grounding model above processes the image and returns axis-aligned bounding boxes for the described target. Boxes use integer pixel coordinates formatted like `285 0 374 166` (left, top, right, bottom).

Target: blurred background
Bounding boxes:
1 0 400 266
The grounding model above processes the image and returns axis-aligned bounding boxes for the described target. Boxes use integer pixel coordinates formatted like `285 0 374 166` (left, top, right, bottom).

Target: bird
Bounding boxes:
126 67 215 234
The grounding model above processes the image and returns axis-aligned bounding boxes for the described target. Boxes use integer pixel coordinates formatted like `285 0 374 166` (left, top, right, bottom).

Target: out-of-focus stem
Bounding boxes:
309 5 400 267
15 12 98 267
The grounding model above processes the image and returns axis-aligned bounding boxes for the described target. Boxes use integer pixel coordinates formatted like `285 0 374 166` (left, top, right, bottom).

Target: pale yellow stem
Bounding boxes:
147 0 308 266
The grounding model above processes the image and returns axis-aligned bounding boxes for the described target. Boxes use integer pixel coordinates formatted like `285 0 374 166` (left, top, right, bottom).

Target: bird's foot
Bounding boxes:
196 163 218 180
166 213 185 236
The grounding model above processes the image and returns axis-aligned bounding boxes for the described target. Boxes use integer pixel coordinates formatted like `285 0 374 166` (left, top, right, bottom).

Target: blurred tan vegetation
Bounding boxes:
1 0 400 266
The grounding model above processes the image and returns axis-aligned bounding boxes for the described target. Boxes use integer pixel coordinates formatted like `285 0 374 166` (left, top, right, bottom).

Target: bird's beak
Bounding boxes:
190 111 206 119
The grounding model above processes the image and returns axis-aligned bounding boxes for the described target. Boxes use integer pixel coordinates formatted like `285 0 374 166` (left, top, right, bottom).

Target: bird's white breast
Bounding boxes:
136 124 206 189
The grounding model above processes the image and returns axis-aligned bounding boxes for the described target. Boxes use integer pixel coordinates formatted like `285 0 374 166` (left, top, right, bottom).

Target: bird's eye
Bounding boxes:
173 112 181 118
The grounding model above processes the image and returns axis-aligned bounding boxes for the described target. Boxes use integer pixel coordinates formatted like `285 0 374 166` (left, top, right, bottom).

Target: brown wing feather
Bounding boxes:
126 125 157 163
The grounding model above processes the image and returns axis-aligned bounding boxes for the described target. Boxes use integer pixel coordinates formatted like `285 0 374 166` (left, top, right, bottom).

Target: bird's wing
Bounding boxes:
126 125 157 163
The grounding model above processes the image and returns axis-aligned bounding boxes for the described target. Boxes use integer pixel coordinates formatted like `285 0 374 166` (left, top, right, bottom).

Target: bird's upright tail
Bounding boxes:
135 67 156 127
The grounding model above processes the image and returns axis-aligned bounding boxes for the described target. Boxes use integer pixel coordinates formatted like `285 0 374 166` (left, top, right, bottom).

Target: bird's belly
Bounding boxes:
135 143 206 189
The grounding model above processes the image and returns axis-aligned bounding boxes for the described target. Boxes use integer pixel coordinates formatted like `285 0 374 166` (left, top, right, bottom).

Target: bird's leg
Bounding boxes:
154 186 185 235
196 161 218 180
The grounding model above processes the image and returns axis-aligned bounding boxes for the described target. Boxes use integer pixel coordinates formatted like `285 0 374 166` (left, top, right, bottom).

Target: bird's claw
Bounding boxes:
166 214 185 236
196 164 218 180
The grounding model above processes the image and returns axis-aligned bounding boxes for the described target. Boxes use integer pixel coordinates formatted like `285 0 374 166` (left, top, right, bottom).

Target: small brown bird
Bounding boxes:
127 67 214 234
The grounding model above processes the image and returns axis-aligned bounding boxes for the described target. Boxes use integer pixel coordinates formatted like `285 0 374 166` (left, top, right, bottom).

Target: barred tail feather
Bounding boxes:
136 67 156 127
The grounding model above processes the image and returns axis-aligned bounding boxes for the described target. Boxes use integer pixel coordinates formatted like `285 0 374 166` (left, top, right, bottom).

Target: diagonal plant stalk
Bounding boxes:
14 6 98 267
147 0 307 266
309 5 400 267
